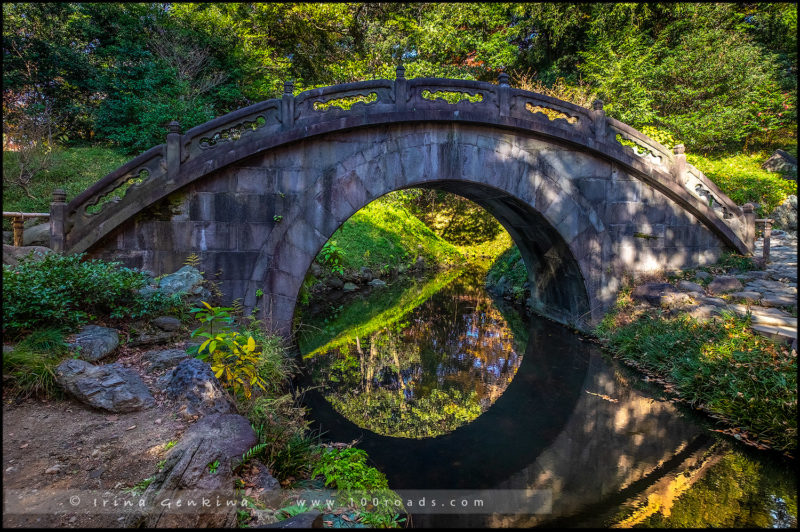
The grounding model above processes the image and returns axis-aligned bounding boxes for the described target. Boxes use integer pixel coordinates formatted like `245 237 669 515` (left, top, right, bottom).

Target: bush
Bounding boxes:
2 252 182 336
687 152 797 216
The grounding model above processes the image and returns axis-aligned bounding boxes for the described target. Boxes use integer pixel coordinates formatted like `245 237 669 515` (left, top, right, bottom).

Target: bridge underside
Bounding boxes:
88 123 731 335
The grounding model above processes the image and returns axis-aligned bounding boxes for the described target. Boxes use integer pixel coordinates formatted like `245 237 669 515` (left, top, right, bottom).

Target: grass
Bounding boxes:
601 312 796 454
322 194 463 275
2 146 128 214
2 328 70 399
687 151 797 217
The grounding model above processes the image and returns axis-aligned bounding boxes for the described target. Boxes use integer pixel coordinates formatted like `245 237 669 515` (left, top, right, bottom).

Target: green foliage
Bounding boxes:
3 252 182 335
317 240 345 275
208 460 220 474
485 245 527 293
640 447 797 528
313 448 388 492
190 302 268 399
123 476 155 496
607 313 797 452
318 194 462 275
2 328 69 399
688 153 796 216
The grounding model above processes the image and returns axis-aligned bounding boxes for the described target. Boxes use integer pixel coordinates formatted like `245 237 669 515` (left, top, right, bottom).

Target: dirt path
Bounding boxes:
2 347 191 528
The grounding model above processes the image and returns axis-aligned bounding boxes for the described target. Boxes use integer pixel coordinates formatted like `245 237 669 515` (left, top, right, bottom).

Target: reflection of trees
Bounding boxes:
304 269 524 438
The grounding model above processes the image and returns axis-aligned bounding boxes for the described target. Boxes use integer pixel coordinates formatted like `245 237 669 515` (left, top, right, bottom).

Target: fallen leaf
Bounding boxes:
19 443 28 449
126 425 136 431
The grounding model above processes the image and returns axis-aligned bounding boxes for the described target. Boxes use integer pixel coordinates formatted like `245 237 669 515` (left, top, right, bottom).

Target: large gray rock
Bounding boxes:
70 325 119 362
152 316 182 331
126 413 257 528
707 276 744 294
770 195 797 231
165 358 234 419
2 244 52 267
761 149 797 176
143 348 189 372
157 265 205 296
55 359 155 412
22 222 50 247
677 280 704 293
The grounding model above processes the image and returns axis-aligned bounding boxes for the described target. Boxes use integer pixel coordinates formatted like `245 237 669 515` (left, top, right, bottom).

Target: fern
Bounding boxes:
239 442 268 468
184 253 201 269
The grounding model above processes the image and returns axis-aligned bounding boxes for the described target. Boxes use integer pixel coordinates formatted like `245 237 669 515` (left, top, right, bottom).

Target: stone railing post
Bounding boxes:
282 81 295 128
166 121 181 183
755 217 774 263
497 72 510 117
672 144 687 184
49 188 67 252
395 65 407 112
592 99 606 144
742 203 756 253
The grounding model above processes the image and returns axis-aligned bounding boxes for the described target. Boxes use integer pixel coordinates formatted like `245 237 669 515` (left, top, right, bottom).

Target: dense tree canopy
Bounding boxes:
3 2 796 154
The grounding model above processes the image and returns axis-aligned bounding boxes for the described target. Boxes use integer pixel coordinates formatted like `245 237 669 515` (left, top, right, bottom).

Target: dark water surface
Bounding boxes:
296 268 797 527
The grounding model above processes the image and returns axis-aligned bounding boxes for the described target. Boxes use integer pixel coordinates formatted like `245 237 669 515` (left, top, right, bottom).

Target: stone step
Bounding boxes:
750 324 797 346
729 304 798 328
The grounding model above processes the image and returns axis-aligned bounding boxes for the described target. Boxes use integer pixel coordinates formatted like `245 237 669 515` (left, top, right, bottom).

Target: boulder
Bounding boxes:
770 195 797 231
55 359 155 412
631 283 677 306
165 358 235 419
127 330 178 347
343 282 358 292
707 276 744 294
2 244 52 267
143 348 189 372
326 277 344 290
70 325 119 362
157 265 205 296
368 278 387 288
358 266 373 283
677 280 704 293
694 271 712 281
761 149 797 176
126 413 257 528
309 262 322 277
2 231 12 245
152 316 182 331
22 223 50 247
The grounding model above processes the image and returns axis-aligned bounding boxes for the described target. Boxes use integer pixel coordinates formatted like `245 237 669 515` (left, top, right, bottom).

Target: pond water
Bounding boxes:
296 267 797 528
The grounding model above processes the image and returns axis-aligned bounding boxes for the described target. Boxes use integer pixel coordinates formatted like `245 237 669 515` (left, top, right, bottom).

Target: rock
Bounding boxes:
368 278 387 288
3 231 12 245
761 149 797 176
729 291 762 303
165 358 234 419
2 244 52 267
760 293 798 308
698 296 728 307
157 265 205 296
309 262 322 277
251 461 280 492
687 304 727 321
260 511 323 529
770 195 797 231
631 283 677 306
143 348 189 372
45 464 64 474
706 276 743 294
70 325 119 362
326 277 344 290
126 413 257 528
694 271 712 281
342 282 358 292
358 266 373 283
22 223 50 247
55 359 155 412
127 330 178 347
677 280 704 293
151 316 181 331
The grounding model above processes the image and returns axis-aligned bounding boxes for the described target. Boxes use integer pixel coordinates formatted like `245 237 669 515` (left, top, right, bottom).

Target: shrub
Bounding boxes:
2 252 183 336
688 152 797 216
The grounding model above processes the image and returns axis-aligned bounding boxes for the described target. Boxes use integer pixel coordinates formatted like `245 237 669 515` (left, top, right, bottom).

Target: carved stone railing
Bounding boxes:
56 66 754 255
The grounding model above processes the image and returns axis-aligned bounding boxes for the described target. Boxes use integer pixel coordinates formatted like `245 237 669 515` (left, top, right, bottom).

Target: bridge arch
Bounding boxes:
52 71 756 335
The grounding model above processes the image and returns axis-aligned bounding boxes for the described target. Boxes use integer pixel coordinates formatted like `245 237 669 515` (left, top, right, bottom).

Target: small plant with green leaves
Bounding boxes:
273 215 283 222
124 476 155 495
318 240 346 275
190 302 268 399
164 440 177 451
208 460 220 474
2 328 69 398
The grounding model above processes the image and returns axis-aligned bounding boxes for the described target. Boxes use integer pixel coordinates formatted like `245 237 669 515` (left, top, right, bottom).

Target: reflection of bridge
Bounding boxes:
50 67 755 333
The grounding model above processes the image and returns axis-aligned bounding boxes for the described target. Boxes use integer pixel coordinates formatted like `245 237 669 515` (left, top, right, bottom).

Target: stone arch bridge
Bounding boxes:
49 69 756 335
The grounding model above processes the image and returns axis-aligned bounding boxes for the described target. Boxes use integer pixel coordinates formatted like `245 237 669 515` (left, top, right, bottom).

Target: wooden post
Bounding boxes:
742 203 756 254
12 216 24 247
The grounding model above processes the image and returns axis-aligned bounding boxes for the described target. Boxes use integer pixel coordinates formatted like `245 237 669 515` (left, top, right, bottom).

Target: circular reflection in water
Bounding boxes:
297 268 524 438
